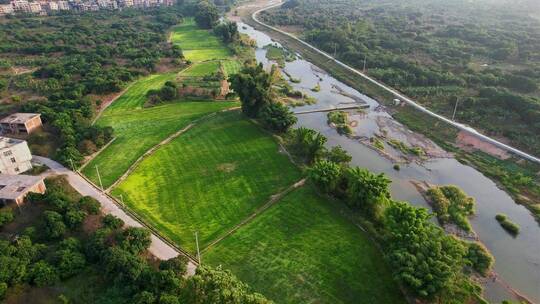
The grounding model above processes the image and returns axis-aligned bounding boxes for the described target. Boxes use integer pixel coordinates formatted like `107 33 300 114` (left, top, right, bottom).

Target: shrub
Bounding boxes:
495 214 520 235
102 214 125 229
118 227 151 254
465 242 494 276
54 249 86 279
43 211 66 239
259 102 297 133
30 261 59 287
0 208 14 227
159 256 188 277
64 209 87 230
0 282 6 300
308 160 343 194
78 196 101 214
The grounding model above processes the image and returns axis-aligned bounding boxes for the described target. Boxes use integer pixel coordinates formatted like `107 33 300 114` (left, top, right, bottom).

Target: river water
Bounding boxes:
238 22 540 303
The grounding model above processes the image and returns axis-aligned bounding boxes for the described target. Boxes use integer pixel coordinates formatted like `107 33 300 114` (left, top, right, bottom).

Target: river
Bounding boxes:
237 21 540 303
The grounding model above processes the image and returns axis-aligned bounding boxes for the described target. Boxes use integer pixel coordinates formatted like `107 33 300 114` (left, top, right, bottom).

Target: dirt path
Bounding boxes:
202 178 306 253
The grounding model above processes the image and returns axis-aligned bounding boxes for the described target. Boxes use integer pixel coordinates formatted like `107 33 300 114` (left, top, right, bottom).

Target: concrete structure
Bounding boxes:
28 1 41 13
0 113 42 136
0 4 14 15
0 174 45 206
57 1 69 10
0 137 33 175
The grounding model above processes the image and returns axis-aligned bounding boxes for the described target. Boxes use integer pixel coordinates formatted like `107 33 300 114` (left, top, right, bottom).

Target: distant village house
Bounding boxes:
0 113 42 136
0 137 33 175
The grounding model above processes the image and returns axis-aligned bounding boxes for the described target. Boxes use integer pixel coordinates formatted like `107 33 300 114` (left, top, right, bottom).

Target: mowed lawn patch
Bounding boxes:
82 73 237 188
181 61 220 77
221 60 243 75
203 185 406 304
170 18 231 62
112 110 302 253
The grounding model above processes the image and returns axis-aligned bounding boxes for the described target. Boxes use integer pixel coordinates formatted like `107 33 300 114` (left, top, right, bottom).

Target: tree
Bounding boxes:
288 127 327 163
324 146 352 165
30 261 59 287
308 160 343 194
104 247 149 283
183 266 271 304
102 214 125 229
230 63 273 118
345 167 391 218
78 196 101 214
54 249 86 279
118 227 151 254
384 201 469 300
259 102 297 133
64 208 87 230
194 1 219 29
213 21 239 43
159 256 188 277
0 209 14 228
43 211 66 239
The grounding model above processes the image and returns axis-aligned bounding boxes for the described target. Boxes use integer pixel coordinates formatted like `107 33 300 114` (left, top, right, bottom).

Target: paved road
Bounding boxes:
33 156 197 274
251 2 540 164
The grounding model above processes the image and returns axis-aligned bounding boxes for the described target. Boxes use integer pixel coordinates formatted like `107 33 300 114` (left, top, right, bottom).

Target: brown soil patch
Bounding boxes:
82 214 103 234
217 162 237 173
456 131 510 160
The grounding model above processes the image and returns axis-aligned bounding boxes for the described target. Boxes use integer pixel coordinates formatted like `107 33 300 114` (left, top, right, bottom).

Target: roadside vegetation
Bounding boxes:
0 177 269 303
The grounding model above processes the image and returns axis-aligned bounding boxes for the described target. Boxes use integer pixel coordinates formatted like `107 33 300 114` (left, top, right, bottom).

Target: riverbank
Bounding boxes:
229 3 540 302
231 0 540 222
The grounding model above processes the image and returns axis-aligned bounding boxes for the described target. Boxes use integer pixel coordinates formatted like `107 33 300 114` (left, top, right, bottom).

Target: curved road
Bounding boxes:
33 156 197 275
251 2 540 164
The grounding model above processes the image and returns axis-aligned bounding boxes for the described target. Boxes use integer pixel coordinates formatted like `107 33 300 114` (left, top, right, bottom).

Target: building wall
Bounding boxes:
0 141 33 175
13 179 46 205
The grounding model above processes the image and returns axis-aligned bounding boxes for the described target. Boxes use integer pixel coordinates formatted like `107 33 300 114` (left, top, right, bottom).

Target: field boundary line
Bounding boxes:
201 178 306 253
92 83 134 125
78 137 117 172
106 106 240 192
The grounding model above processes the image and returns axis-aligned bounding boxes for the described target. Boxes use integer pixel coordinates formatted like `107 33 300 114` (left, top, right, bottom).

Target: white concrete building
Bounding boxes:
0 137 33 175
57 1 70 10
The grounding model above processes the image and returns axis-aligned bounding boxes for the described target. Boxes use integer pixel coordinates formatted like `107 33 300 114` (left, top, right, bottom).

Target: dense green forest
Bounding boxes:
0 5 191 165
260 0 540 156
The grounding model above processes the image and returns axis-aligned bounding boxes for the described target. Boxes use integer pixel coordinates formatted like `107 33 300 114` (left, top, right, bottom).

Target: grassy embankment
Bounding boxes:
243 10 540 218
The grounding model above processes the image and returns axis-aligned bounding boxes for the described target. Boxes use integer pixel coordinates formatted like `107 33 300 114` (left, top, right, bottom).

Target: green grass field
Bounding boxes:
203 185 405 304
171 18 232 62
112 111 302 253
221 60 243 76
181 61 220 76
82 73 236 188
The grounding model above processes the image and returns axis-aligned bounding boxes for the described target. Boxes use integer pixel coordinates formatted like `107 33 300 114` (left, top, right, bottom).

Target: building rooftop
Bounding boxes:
0 174 44 200
0 113 40 125
0 137 25 149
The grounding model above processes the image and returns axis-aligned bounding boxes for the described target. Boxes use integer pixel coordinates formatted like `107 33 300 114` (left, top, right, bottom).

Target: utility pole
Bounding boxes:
363 55 367 73
95 165 104 192
119 194 124 206
69 158 76 172
452 98 460 121
195 231 201 264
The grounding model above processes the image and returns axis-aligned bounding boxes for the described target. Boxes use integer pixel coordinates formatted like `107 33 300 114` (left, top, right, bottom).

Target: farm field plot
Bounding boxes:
170 18 232 62
181 61 220 76
203 186 406 304
112 110 302 253
221 59 243 75
82 73 236 188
